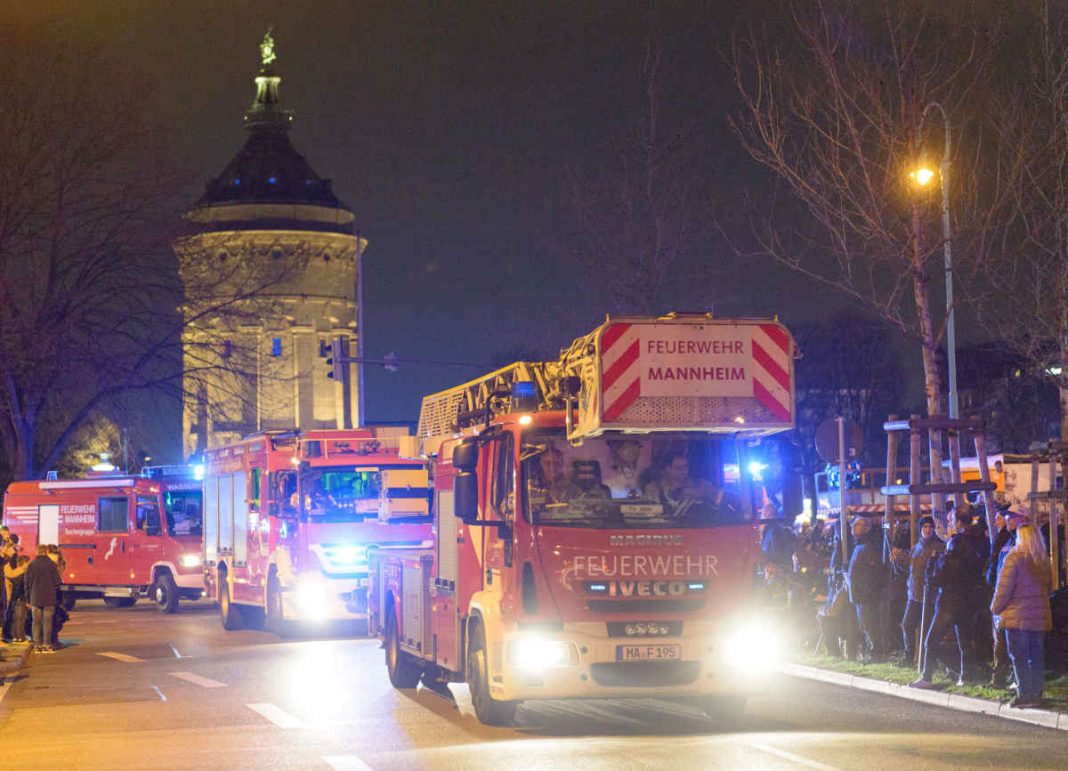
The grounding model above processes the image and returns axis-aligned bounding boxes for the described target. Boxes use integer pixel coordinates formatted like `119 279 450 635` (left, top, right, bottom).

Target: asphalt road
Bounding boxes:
0 601 1065 770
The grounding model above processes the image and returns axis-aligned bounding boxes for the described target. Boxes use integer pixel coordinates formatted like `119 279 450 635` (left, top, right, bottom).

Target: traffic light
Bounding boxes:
326 337 346 380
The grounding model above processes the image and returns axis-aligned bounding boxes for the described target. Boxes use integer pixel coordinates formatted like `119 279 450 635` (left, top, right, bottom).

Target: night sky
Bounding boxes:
11 1 872 458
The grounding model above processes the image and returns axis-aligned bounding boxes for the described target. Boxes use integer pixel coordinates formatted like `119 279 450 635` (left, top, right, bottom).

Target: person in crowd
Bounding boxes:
990 509 1025 686
900 515 945 663
885 520 911 656
46 545 68 648
3 555 30 643
991 523 1052 708
911 509 987 689
24 543 62 653
761 502 797 575
817 570 858 658
846 516 886 662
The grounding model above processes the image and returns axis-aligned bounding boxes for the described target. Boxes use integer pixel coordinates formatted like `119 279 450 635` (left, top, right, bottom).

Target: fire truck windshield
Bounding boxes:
163 489 203 536
521 432 781 529
300 466 382 522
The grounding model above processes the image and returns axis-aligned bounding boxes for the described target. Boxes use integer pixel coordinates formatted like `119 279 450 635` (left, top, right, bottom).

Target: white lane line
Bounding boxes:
169 671 226 688
247 703 306 729
150 685 168 702
169 644 183 658
323 756 375 771
98 651 145 663
749 744 841 770
0 680 13 707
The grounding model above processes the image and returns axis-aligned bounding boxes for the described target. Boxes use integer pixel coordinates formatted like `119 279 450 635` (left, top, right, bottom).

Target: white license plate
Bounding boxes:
616 644 681 661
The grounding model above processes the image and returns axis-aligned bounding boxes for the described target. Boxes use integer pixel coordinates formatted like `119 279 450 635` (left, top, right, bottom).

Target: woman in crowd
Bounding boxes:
990 524 1052 708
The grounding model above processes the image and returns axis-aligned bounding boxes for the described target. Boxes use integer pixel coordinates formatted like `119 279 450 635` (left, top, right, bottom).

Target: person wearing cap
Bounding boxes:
991 523 1052 708
901 515 945 663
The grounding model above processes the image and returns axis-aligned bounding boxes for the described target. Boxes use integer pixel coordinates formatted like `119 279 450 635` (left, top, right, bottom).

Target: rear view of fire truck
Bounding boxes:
368 314 799 725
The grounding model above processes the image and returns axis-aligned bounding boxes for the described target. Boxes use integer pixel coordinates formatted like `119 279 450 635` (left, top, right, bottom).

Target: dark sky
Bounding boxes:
12 0 883 458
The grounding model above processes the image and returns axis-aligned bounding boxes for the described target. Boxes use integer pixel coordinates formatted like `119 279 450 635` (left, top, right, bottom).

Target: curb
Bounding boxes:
0 645 32 677
782 663 1067 731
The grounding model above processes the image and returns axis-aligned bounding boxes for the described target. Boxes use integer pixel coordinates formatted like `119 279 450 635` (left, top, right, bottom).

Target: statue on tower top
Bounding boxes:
260 28 277 67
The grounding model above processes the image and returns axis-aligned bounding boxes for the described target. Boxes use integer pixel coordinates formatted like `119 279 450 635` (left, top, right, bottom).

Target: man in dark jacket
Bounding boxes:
24 544 62 653
847 516 887 661
900 515 945 662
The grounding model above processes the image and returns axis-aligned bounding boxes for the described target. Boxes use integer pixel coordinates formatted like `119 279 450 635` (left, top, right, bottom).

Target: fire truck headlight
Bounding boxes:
295 575 331 618
179 554 202 569
721 616 780 674
508 638 578 670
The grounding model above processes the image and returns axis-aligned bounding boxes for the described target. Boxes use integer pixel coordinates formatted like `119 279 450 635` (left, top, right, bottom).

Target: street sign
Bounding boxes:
815 418 864 464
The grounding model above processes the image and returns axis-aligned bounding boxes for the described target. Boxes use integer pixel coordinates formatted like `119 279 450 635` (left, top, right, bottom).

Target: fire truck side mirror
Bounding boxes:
452 441 479 473
454 472 479 523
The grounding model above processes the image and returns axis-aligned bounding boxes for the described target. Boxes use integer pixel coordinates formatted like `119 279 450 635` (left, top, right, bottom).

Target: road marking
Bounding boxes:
749 744 841 770
323 756 375 771
98 651 145 663
0 680 13 707
170 671 226 688
150 685 167 702
247 703 306 729
169 644 183 658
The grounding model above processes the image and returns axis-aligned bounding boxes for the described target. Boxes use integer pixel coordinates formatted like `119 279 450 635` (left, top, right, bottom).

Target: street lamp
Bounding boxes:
910 101 958 420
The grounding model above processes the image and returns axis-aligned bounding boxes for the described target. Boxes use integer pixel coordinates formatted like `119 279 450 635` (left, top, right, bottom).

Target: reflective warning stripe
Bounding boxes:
752 324 791 421
602 323 640 422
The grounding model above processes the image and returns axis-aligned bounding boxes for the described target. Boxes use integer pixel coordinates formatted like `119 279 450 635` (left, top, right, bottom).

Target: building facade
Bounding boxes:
177 33 363 459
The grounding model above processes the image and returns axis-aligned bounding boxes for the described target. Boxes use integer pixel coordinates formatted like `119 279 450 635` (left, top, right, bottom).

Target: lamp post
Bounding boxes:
909 101 958 420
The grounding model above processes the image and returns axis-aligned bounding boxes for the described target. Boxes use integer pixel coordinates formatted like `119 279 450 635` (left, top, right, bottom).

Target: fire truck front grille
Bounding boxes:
587 599 704 614
589 661 700 688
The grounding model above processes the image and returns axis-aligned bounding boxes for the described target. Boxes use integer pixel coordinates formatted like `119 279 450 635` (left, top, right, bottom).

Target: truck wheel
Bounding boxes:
467 622 517 726
385 608 421 688
103 597 136 609
218 570 244 631
152 573 180 614
265 574 292 636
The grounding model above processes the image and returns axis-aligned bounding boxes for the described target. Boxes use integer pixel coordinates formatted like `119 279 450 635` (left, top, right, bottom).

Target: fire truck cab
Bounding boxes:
2 470 205 612
369 315 798 725
203 428 431 634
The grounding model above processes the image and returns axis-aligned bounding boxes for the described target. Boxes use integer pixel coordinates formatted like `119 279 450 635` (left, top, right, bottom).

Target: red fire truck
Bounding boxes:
203 428 431 634
368 314 798 725
3 468 205 612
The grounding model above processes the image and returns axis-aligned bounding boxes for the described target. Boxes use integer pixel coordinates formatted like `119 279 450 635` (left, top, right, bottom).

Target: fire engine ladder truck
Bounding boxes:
416 329 603 448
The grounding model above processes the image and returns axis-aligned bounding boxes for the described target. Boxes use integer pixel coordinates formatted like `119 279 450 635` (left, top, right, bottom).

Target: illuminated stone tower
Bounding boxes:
177 31 363 458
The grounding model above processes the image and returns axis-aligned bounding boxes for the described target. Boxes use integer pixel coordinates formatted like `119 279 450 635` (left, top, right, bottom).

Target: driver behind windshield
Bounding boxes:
642 450 734 521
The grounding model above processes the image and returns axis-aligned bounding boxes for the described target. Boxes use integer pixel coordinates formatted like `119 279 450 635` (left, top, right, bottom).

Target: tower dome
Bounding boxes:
177 31 364 458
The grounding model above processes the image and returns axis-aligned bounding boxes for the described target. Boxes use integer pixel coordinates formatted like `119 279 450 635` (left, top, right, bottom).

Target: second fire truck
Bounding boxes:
368 314 798 725
203 428 431 633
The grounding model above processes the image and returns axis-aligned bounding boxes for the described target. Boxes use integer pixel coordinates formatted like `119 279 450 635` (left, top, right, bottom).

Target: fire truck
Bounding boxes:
203 428 431 634
368 314 797 725
2 467 205 612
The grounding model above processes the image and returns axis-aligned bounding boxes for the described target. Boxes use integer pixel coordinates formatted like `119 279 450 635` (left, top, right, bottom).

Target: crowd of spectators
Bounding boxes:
761 501 1057 709
0 526 69 653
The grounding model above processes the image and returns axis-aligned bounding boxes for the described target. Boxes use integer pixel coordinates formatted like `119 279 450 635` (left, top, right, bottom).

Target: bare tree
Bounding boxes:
972 1 1068 439
0 30 303 481
565 33 706 316
729 0 1006 489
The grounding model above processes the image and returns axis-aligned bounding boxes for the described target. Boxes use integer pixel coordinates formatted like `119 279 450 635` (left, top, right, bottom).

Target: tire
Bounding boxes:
152 572 180 614
60 594 77 612
103 597 136 609
466 621 517 726
265 574 289 636
218 569 244 631
385 608 421 688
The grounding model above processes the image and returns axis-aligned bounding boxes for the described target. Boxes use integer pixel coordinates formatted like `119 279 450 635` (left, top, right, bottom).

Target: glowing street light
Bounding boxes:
910 101 958 420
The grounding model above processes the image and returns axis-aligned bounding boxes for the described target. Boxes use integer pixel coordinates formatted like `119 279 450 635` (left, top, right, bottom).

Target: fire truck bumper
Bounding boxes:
493 618 781 702
282 575 370 622
173 571 204 590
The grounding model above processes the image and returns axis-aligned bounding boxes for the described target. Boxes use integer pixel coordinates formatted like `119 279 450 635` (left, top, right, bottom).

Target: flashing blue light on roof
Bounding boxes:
512 381 536 398
267 176 277 184
232 178 241 186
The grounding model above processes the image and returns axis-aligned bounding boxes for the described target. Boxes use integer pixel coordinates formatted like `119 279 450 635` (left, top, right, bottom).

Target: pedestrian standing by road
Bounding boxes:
846 517 886 662
23 544 62 654
991 523 1052 708
3 556 29 643
988 509 1023 688
901 515 944 663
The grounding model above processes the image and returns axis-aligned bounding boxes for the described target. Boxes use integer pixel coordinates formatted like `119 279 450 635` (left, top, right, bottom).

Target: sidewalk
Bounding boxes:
784 659 1068 731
